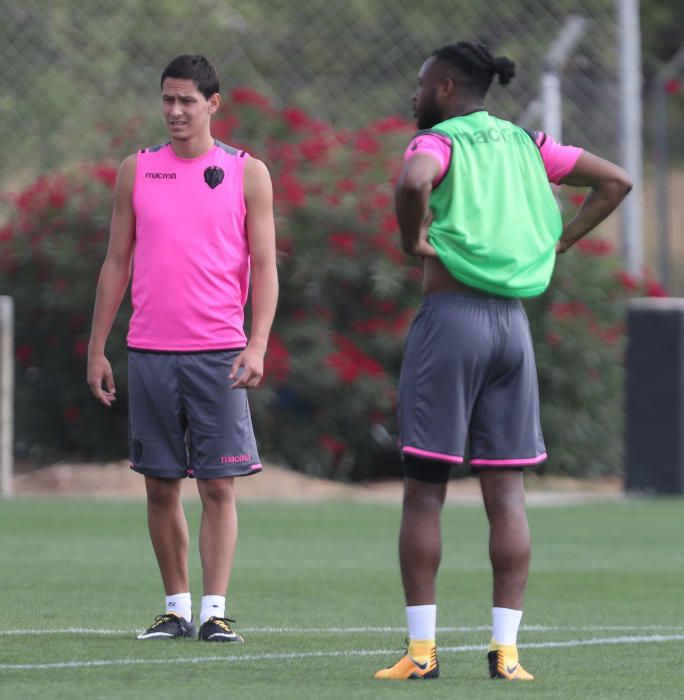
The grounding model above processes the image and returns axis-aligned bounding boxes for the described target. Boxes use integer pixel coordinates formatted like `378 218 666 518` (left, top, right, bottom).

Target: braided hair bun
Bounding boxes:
493 56 516 85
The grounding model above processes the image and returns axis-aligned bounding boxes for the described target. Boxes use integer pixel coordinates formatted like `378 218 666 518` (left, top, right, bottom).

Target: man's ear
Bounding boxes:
208 93 221 114
441 77 456 97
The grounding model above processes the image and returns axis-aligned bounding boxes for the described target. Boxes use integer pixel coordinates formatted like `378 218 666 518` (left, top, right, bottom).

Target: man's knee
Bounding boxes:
197 476 235 506
403 474 448 512
145 476 182 507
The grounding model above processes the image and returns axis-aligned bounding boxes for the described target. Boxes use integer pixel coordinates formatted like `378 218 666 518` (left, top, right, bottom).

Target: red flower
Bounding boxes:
645 279 667 297
617 270 639 291
299 135 329 163
329 232 357 256
372 191 392 209
546 332 561 346
48 182 66 209
212 114 239 141
320 434 346 456
569 193 586 208
391 309 414 336
600 323 624 344
336 179 355 193
371 116 413 133
230 87 270 108
664 79 681 95
355 131 380 154
549 301 589 319
325 335 384 382
16 345 32 365
375 300 396 314
379 213 396 234
282 107 310 131
576 237 613 256
93 164 117 190
276 172 306 207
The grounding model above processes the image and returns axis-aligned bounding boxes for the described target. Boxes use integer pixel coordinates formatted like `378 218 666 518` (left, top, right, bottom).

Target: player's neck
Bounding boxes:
446 100 486 119
170 132 215 160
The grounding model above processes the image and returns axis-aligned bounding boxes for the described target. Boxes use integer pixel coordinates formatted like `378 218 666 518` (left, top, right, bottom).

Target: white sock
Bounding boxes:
200 595 226 625
165 592 192 622
492 607 523 645
406 604 437 642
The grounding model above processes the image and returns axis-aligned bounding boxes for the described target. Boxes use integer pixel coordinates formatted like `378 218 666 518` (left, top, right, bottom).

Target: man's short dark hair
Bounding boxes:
160 54 219 99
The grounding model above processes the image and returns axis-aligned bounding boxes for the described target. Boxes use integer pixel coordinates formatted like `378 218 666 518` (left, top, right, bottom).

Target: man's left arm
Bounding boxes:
395 153 441 257
230 157 279 389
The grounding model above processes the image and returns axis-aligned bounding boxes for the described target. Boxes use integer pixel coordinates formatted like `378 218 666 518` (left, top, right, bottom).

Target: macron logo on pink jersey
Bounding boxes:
145 172 177 179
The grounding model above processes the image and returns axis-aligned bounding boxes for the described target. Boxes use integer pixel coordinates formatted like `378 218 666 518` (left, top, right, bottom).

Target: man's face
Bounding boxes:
412 57 447 130
161 78 219 141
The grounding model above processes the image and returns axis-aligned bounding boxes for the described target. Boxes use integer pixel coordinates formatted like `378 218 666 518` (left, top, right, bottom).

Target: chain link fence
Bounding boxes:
0 0 618 196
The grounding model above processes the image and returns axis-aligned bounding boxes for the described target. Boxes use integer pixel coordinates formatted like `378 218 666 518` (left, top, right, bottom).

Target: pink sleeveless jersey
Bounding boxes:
128 141 250 351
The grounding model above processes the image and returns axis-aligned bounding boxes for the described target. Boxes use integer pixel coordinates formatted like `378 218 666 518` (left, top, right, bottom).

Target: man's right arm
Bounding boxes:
87 154 137 406
556 151 632 254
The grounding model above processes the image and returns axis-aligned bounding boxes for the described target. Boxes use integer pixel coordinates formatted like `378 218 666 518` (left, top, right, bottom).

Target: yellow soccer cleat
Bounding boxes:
374 640 439 680
488 640 534 680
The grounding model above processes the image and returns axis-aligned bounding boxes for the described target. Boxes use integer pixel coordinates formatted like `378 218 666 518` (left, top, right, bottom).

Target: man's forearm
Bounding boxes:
247 264 278 351
88 258 132 355
558 180 632 252
395 182 431 255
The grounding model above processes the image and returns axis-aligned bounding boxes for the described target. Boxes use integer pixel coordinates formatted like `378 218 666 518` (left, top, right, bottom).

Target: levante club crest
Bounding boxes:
204 166 224 189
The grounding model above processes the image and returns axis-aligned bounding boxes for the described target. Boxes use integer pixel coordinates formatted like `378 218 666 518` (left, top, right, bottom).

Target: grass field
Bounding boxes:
1 496 683 699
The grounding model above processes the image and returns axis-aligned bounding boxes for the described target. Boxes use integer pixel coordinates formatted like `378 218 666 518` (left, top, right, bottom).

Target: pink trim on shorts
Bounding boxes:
402 446 464 464
470 452 548 467
251 463 262 471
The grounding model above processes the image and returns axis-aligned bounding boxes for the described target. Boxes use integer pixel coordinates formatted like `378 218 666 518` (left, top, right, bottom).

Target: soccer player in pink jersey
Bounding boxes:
87 55 278 642
374 41 631 681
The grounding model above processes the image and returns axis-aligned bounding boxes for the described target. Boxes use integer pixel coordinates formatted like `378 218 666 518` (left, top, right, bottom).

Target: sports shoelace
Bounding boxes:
210 617 237 632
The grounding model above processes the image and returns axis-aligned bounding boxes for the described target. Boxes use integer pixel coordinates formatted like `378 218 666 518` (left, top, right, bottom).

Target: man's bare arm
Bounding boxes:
87 154 137 405
229 157 278 389
395 153 441 257
556 151 632 254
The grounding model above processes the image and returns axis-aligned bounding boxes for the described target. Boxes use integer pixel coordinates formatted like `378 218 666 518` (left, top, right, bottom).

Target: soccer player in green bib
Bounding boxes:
375 41 632 681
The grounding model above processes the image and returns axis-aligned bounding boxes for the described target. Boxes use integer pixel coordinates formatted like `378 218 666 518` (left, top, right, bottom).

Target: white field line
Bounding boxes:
1 634 683 671
1 624 683 637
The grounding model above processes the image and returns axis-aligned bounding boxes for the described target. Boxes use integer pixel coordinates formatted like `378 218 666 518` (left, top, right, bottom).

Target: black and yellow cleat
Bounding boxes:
137 612 196 640
488 640 534 680
198 616 244 643
375 640 439 680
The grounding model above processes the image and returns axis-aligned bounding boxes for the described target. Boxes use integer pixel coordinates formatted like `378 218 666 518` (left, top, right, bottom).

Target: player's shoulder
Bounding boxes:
115 152 138 190
214 139 249 159
243 154 270 180
137 142 169 155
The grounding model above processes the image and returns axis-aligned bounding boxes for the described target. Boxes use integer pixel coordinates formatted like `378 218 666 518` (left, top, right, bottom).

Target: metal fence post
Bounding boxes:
617 0 644 279
541 15 586 142
0 296 14 497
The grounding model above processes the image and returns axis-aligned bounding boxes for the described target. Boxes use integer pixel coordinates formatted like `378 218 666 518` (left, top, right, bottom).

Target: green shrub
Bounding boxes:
0 92 663 477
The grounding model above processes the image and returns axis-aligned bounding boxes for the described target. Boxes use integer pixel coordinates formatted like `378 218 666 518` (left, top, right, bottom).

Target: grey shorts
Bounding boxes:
127 349 262 479
398 292 547 473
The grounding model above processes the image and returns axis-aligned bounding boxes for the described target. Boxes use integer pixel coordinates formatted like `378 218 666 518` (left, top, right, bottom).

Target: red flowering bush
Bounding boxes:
0 90 665 478
0 164 129 462
526 221 666 476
